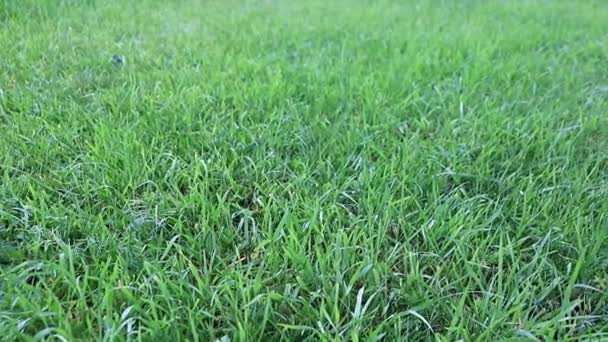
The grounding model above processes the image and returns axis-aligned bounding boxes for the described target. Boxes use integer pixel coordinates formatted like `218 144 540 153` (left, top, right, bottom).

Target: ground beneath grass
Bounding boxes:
1 0 608 340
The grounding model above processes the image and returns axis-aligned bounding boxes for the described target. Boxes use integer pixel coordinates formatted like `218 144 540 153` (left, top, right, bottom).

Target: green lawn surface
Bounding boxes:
1 0 608 340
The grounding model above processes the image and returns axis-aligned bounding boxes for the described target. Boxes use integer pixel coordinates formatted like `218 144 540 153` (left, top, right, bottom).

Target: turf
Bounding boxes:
1 0 608 340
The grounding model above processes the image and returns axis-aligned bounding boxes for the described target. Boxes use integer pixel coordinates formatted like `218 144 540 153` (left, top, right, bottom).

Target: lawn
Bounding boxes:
1 0 608 340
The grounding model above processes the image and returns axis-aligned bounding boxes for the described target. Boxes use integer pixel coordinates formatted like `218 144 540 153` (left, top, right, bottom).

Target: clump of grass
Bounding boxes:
1 0 608 340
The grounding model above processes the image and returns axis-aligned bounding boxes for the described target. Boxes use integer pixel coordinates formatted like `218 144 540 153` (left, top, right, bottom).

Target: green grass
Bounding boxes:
1 0 608 340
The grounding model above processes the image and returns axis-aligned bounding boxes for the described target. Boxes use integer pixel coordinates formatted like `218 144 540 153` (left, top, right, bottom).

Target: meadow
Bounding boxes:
1 0 608 340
